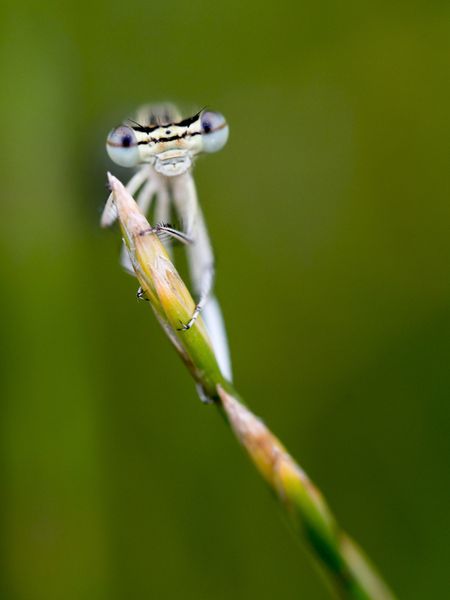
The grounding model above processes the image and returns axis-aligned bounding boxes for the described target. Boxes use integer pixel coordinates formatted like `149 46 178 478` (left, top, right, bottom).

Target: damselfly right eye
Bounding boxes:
200 111 229 153
106 126 140 167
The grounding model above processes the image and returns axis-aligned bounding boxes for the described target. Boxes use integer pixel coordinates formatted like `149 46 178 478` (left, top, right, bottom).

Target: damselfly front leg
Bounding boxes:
103 103 232 382
135 221 192 302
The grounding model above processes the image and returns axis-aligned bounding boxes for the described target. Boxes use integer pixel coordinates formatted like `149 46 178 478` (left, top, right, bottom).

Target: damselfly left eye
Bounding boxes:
106 126 139 167
200 111 229 153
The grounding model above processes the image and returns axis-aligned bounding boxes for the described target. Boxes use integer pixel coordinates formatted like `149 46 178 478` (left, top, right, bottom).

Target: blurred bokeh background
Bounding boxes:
0 1 449 598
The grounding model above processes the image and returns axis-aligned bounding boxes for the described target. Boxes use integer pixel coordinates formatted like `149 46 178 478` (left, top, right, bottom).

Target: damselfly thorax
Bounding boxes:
102 103 232 384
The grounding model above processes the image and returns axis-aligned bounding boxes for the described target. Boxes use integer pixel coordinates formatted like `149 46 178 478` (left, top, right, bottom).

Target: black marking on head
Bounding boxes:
130 121 160 133
137 131 201 145
175 110 202 128
128 110 202 134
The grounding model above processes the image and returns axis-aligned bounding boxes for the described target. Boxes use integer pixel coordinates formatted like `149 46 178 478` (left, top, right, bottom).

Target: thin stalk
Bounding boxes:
106 173 397 600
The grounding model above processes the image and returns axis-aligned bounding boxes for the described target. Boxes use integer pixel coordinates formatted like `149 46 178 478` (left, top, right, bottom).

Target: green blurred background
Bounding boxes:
1 1 449 598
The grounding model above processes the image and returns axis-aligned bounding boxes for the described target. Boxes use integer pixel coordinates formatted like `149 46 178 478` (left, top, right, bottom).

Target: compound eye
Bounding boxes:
106 126 139 167
200 110 229 153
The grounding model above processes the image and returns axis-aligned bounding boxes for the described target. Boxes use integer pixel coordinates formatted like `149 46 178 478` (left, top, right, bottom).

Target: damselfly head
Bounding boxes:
106 106 229 174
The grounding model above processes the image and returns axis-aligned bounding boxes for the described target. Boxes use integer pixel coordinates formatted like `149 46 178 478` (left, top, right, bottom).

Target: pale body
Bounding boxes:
102 104 232 382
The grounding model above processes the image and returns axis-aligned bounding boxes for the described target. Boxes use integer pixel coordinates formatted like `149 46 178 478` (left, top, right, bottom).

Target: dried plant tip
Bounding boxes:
107 173 151 240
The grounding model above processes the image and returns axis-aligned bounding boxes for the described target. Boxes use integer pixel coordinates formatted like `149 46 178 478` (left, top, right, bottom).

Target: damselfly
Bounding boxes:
102 103 232 381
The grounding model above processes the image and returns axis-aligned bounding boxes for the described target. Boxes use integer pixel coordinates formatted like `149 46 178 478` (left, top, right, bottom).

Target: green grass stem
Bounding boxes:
106 172 396 600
